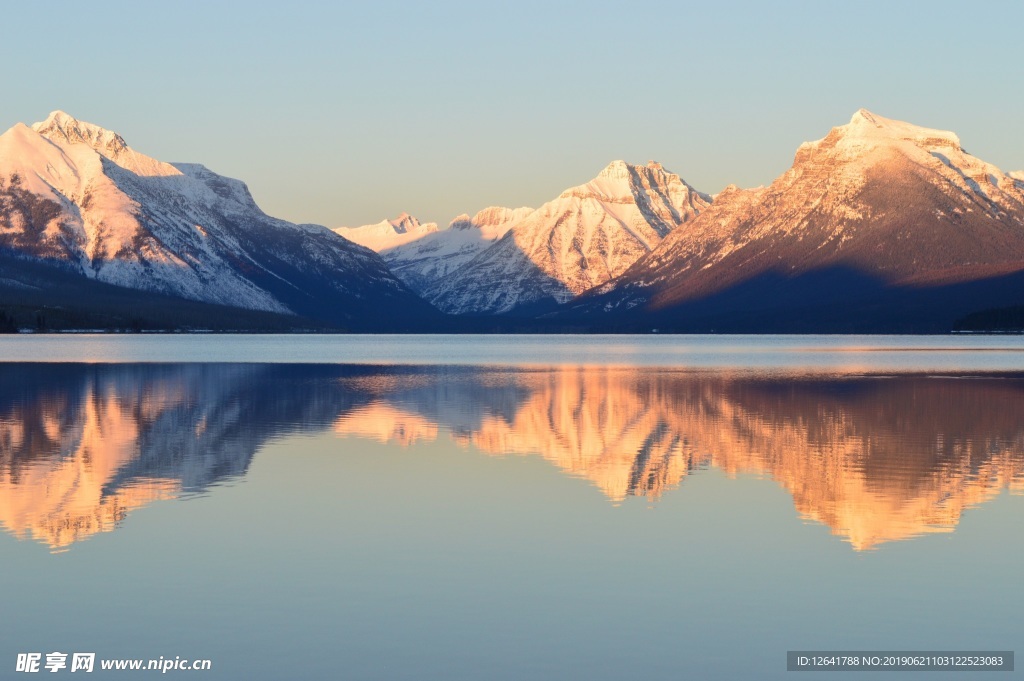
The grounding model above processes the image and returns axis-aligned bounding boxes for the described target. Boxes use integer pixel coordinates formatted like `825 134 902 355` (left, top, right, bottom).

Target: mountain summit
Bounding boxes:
425 161 710 315
33 110 131 157
563 110 1024 331
333 213 439 252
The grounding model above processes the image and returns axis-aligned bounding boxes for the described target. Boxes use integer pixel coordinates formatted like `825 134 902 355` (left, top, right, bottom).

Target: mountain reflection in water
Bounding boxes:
2 364 1023 551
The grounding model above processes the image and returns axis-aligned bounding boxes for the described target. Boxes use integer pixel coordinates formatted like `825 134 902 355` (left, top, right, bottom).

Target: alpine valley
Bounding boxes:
1 109 1023 332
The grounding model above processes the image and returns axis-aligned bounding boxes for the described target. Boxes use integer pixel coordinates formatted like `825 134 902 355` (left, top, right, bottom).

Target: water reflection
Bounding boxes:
0 364 365 549
2 364 1023 551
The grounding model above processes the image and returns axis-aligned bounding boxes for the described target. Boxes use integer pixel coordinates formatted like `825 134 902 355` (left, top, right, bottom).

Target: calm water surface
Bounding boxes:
5 332 1024 370
1 336 1022 680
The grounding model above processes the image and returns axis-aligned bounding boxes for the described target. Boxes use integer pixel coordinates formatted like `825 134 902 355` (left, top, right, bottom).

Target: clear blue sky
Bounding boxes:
3 1 1022 227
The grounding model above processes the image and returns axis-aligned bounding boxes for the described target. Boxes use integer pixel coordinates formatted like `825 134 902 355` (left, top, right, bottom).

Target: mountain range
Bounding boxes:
1 109 1022 332
335 158 711 316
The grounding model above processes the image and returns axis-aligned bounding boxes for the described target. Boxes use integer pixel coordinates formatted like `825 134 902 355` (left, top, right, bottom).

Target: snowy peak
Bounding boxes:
843 108 961 148
333 213 438 251
787 109 1021 206
448 206 532 236
2 112 252 218
551 160 711 242
26 110 180 179
558 159 706 207
779 108 1024 223
560 159 637 201
389 212 423 234
597 159 632 178
594 159 663 178
796 109 965 166
32 110 130 158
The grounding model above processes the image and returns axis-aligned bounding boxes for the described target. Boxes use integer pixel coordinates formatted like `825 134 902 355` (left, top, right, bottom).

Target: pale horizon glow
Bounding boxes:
2 1 1022 228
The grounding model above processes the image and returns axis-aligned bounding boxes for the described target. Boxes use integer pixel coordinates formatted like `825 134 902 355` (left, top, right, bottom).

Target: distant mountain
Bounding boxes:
364 206 533 295
333 212 439 252
0 111 438 330
561 110 1024 332
425 161 710 314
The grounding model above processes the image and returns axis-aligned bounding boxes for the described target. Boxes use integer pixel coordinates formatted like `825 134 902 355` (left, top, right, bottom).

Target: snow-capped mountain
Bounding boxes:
424 161 710 314
564 110 1024 331
333 212 439 252
0 111 437 329
363 206 533 295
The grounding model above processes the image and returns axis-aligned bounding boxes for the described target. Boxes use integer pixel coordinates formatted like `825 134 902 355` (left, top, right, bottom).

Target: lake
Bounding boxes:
1 335 1022 679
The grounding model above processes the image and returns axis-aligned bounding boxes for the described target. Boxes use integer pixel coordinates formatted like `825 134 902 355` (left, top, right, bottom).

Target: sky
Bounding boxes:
2 1 1023 228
